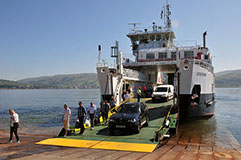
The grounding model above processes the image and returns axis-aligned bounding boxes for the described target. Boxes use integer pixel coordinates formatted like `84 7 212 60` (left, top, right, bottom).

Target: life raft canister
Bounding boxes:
197 52 202 59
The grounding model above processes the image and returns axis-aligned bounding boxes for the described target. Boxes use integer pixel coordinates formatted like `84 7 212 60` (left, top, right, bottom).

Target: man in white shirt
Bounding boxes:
62 104 71 137
8 109 20 144
87 102 96 130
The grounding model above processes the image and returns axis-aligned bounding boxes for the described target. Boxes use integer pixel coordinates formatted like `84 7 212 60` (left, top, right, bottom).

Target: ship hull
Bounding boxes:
179 93 215 119
178 59 215 120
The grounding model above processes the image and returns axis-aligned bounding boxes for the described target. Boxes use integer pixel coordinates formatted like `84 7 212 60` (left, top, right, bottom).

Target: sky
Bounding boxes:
1 0 241 81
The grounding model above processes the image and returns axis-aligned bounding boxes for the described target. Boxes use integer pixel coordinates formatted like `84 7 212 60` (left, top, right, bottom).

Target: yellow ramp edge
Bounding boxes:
36 138 157 153
90 141 156 152
36 138 100 148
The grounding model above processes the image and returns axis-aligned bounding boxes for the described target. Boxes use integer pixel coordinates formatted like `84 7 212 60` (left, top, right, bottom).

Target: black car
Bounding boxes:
108 102 149 135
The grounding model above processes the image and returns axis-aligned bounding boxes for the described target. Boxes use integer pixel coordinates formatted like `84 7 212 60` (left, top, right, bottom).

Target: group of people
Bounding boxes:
7 87 150 141
62 101 97 137
122 86 152 103
6 86 150 142
7 98 116 143
62 96 116 137
137 86 154 101
100 96 116 122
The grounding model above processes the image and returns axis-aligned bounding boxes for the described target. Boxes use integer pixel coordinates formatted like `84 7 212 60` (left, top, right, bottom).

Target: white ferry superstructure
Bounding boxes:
96 2 215 119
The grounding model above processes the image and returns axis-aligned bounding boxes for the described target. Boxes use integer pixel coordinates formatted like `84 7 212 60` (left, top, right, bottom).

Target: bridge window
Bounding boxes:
171 52 176 59
146 53 155 59
184 51 194 58
158 52 167 59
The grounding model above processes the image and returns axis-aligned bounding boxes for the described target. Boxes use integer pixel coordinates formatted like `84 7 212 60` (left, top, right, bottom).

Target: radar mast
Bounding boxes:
161 0 172 29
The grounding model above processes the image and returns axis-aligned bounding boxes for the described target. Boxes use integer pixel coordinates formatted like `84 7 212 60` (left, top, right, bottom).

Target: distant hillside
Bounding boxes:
1 70 240 89
215 69 241 87
18 73 99 89
0 79 34 89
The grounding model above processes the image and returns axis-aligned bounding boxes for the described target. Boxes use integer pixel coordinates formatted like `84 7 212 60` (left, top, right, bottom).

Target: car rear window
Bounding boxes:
155 87 168 92
118 104 139 113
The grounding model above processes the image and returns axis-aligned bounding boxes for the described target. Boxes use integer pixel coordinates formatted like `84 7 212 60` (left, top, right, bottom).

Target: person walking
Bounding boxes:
62 104 71 137
88 102 96 130
137 87 142 102
77 101 87 134
8 109 20 144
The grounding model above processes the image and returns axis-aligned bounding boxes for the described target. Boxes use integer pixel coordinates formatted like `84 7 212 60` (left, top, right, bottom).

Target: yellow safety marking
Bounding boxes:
36 138 157 153
36 138 100 148
90 141 157 153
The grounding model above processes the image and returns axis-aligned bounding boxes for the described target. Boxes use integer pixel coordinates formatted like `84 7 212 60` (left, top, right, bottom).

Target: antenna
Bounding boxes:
166 2 171 28
98 45 101 64
160 0 172 29
128 23 141 32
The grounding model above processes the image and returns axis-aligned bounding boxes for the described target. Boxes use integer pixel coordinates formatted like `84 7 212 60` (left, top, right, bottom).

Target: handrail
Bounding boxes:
107 94 134 119
154 103 175 141
114 76 122 102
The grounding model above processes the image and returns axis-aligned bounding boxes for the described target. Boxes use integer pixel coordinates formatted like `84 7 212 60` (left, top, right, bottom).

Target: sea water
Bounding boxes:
0 88 240 144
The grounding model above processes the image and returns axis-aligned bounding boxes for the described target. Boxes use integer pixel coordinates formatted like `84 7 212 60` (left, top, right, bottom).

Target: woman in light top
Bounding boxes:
8 109 20 144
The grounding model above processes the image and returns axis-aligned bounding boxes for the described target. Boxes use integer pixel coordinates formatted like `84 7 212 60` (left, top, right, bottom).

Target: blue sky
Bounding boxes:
1 0 241 80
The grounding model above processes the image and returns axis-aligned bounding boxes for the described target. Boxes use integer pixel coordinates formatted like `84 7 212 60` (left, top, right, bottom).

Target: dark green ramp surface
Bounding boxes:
37 99 175 152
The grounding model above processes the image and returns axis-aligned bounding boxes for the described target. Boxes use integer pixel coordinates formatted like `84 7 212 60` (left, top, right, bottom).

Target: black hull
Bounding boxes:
179 93 215 121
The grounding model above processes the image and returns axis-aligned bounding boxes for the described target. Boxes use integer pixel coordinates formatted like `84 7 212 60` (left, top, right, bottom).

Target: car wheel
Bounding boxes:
144 115 149 127
135 123 140 134
165 97 168 102
109 128 115 135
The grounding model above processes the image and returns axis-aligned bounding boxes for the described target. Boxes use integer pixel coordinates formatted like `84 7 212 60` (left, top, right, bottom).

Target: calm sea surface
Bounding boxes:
0 88 240 144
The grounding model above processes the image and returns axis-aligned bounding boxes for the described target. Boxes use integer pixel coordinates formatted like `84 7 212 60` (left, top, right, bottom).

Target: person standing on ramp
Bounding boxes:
88 102 96 130
137 87 142 102
77 101 87 134
62 104 71 137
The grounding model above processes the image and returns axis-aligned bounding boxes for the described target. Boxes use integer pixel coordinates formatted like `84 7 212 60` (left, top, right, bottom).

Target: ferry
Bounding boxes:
96 1 215 120
36 2 241 157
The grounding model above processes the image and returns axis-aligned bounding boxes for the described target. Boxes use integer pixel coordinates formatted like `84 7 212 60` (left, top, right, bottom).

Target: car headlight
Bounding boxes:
128 119 136 123
109 119 115 122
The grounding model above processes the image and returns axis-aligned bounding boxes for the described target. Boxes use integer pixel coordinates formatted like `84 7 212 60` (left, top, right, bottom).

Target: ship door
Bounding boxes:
191 85 201 105
123 83 130 93
122 82 130 100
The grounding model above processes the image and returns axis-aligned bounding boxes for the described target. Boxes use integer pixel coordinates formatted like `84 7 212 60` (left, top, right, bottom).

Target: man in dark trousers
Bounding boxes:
100 100 110 124
77 101 87 134
137 87 142 102
88 102 96 130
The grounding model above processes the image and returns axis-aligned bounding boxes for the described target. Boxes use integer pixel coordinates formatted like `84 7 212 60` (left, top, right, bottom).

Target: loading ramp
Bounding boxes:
37 98 177 153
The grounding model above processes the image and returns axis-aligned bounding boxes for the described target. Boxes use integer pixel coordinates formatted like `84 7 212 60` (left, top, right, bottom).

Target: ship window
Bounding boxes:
171 52 176 59
150 35 155 41
146 53 155 59
139 53 144 59
184 51 194 58
158 52 167 59
156 35 162 41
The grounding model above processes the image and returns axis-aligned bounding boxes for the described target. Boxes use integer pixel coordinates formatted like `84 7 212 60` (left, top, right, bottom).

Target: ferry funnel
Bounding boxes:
203 31 207 48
